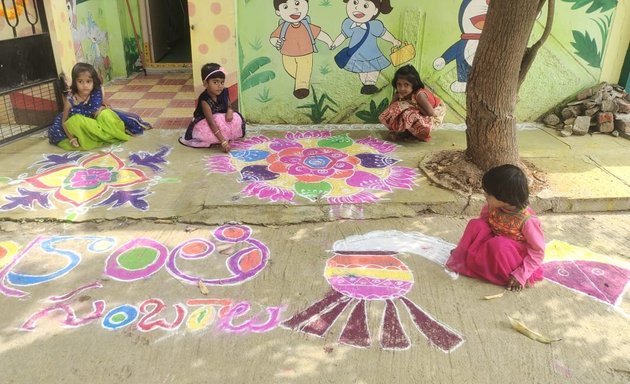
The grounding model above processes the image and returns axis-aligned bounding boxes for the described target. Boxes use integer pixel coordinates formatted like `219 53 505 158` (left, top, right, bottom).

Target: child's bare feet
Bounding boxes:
387 131 413 142
507 276 523 291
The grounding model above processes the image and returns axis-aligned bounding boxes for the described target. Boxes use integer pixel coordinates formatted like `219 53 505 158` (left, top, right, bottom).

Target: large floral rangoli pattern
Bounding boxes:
205 131 417 203
0 146 173 219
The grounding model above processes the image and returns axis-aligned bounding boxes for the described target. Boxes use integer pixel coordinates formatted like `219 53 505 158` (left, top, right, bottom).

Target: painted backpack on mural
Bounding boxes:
334 23 370 69
277 16 318 53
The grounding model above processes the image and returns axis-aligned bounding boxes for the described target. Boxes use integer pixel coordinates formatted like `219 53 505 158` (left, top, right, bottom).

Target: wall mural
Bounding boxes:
237 0 621 123
0 146 173 220
65 0 113 80
205 131 417 203
432 0 488 93
269 0 334 99
561 0 618 68
66 0 84 62
268 0 404 99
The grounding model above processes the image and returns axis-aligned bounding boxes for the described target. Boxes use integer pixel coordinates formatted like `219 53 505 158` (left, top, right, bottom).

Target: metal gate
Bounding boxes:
0 0 61 145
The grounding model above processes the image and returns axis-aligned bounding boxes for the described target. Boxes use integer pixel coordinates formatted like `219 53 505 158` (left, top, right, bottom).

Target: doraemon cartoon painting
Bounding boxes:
433 0 489 93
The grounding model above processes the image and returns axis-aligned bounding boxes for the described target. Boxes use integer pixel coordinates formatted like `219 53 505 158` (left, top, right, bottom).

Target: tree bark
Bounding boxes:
465 0 552 171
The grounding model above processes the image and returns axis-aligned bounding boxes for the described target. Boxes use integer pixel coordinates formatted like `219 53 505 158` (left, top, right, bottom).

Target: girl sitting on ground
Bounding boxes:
379 64 446 142
179 63 245 152
446 164 545 291
48 62 151 150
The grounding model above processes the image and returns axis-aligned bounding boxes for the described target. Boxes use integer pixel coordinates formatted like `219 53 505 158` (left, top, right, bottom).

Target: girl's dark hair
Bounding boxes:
482 164 529 209
59 62 101 95
201 63 226 82
343 0 393 20
392 64 424 92
274 0 308 10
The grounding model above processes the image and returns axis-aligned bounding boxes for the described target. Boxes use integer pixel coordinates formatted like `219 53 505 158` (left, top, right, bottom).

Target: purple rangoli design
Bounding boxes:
205 131 416 203
543 261 630 306
0 147 172 218
282 249 464 352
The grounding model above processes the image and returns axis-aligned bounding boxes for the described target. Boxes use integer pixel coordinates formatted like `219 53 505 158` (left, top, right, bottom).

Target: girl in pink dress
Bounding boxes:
446 164 545 291
179 63 245 152
379 64 446 142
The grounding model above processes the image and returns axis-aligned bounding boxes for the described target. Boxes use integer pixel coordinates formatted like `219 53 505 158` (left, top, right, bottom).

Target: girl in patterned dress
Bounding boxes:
379 64 446 142
179 63 245 152
446 164 545 291
48 62 151 150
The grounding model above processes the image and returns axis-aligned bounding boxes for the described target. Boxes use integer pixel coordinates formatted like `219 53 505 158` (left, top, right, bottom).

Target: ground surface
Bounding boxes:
1 126 629 383
1 213 629 384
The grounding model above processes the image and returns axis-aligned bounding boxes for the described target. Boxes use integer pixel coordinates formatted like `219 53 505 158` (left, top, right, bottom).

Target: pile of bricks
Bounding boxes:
543 83 630 138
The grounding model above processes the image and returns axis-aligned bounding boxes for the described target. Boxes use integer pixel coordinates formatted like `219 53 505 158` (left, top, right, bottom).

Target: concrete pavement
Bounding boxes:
0 124 629 224
1 124 629 384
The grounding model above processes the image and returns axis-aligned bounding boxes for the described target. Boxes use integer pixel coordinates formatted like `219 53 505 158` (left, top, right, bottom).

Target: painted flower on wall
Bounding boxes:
205 131 417 203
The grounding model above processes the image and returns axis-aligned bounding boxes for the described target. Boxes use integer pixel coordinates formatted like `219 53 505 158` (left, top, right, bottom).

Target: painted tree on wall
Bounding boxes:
465 0 555 170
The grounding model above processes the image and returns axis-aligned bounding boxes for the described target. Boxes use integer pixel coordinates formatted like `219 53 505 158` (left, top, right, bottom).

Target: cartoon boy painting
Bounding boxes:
270 0 333 99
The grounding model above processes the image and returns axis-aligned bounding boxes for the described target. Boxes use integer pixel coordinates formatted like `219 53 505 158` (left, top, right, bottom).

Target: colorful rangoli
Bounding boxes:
543 240 630 308
0 146 173 219
282 246 464 352
205 131 417 203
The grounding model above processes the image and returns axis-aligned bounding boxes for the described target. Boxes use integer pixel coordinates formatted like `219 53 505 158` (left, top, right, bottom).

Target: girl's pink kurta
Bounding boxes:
446 205 545 286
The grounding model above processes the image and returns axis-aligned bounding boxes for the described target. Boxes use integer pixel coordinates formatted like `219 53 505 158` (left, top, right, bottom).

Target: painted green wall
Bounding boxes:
71 0 142 81
236 0 620 124
116 0 143 75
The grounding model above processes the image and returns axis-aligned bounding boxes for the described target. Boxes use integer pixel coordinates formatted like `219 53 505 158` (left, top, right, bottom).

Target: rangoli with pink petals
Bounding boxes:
205 131 417 203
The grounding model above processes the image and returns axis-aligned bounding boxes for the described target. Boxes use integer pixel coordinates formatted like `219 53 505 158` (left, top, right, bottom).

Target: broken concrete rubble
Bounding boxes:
543 82 630 138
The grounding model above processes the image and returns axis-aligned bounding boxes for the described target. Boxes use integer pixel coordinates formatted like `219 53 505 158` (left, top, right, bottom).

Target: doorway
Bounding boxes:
140 0 191 66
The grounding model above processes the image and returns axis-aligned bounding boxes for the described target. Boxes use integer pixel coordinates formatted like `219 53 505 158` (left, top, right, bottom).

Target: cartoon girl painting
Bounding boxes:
331 0 401 95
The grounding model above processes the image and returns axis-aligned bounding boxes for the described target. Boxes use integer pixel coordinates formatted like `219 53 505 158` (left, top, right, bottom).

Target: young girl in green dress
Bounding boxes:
48 62 150 150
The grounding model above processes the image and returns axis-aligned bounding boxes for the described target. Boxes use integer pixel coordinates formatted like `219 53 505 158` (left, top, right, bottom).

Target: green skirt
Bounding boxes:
57 109 131 150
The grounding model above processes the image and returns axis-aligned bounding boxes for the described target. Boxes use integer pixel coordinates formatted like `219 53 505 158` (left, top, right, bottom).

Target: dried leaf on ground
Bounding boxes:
483 292 505 300
507 315 562 344
198 280 209 295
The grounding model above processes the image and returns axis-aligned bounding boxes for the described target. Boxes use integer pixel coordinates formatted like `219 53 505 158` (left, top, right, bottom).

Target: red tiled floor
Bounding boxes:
119 84 154 92
108 99 139 108
106 73 197 129
143 92 178 99
157 78 188 85
134 108 164 117
168 99 195 108
154 117 190 129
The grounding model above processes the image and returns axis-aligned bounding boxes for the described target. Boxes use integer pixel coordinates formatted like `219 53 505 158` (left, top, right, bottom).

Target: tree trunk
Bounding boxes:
465 0 551 171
